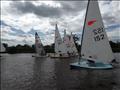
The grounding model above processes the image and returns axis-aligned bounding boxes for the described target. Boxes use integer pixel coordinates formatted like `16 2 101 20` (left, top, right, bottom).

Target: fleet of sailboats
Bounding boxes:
63 30 78 57
1 0 117 70
70 0 115 69
50 24 69 58
48 24 78 58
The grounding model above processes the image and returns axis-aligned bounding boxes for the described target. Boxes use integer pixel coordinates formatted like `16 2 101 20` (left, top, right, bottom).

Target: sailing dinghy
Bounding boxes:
70 0 115 69
50 24 69 58
32 32 46 58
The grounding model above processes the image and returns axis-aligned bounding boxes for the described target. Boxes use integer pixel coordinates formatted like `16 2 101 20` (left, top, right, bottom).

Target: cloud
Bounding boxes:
9 1 87 18
10 1 62 18
106 24 120 32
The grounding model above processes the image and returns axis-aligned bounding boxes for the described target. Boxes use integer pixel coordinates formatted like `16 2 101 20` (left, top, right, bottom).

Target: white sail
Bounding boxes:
55 24 67 54
70 33 78 55
0 43 5 52
35 32 46 56
63 29 72 53
81 0 114 63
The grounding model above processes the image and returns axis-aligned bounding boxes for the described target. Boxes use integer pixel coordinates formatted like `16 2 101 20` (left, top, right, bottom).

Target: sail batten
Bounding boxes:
81 0 114 63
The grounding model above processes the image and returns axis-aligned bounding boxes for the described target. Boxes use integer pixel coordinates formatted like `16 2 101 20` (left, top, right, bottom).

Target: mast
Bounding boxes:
64 29 66 37
80 0 90 57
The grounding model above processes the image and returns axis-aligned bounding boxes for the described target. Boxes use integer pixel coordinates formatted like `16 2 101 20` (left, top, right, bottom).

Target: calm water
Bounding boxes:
1 53 120 90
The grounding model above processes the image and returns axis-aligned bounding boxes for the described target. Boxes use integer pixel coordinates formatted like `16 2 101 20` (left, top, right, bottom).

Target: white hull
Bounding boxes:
49 53 69 58
32 54 47 58
49 53 78 58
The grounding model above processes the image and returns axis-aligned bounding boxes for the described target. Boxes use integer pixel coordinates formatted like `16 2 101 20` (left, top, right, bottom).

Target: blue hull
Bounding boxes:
70 60 113 70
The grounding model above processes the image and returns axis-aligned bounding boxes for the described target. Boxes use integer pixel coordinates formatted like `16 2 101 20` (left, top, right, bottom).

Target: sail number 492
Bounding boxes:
93 27 105 42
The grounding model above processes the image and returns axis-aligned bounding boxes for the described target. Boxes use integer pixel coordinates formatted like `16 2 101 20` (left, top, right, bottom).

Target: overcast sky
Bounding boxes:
1 0 120 46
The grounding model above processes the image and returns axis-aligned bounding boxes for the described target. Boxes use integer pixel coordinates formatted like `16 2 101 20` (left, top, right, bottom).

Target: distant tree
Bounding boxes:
32 44 35 52
109 41 120 52
44 43 54 53
3 43 8 48
7 46 17 53
5 40 120 54
2 43 8 52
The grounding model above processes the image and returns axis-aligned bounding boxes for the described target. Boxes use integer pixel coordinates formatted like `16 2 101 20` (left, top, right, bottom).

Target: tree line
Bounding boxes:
1 34 120 53
2 41 120 54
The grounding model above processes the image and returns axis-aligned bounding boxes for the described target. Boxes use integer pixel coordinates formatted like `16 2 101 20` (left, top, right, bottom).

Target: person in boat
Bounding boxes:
81 54 95 66
58 51 62 57
88 56 94 61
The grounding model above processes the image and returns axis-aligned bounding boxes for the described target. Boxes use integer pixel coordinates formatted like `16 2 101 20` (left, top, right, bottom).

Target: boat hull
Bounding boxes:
70 60 113 70
32 55 47 58
50 56 69 59
49 53 70 58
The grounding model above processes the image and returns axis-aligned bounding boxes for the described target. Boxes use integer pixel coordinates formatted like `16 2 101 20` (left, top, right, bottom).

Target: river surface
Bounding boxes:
1 53 120 90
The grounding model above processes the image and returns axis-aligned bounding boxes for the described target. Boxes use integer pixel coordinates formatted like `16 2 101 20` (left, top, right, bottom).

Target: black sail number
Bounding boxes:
94 35 100 41
93 27 104 35
93 27 105 42
100 34 104 40
94 34 105 42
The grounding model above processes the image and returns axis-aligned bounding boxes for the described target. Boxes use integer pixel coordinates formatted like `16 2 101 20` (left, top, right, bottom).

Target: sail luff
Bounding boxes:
64 29 66 37
80 0 90 56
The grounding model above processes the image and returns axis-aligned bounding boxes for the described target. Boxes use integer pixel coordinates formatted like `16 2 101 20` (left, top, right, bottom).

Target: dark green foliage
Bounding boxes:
6 43 55 54
44 43 55 53
109 41 120 52
3 39 120 54
3 43 8 48
7 44 35 54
